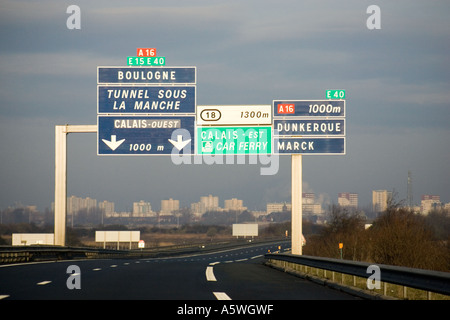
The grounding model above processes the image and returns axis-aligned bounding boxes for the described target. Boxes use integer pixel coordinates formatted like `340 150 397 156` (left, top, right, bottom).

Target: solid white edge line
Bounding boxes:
213 292 231 300
206 266 217 281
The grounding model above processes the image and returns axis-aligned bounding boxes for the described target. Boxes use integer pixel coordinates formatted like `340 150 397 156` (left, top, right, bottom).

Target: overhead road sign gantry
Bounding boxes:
97 66 196 85
275 119 345 136
272 99 346 155
197 105 272 126
197 126 272 155
274 100 345 117
98 115 194 155
275 137 345 155
97 64 196 156
97 85 196 114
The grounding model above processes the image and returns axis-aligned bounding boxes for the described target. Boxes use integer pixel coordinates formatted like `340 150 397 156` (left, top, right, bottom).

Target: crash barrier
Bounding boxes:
265 253 450 300
0 237 288 264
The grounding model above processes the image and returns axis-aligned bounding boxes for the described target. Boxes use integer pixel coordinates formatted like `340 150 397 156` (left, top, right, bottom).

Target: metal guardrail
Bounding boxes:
0 246 130 264
265 253 450 299
0 238 287 265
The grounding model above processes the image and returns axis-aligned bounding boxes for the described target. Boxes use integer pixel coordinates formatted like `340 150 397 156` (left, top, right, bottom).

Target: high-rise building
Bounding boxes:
200 195 219 211
191 195 220 217
266 203 291 214
266 193 323 215
99 200 115 217
161 198 180 215
372 190 392 212
421 195 441 215
67 196 97 215
338 193 358 208
132 200 154 217
224 198 247 211
302 193 322 215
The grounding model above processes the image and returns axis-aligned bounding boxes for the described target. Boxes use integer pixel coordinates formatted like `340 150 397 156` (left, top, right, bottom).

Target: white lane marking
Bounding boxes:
206 266 217 281
235 258 248 262
0 295 10 300
93 268 101 271
37 281 51 285
213 292 231 300
110 265 117 268
251 255 263 259
209 261 220 266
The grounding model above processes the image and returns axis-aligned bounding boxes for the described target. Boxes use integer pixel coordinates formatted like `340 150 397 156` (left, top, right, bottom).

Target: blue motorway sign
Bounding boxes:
97 67 196 84
98 85 196 114
274 119 345 136
273 100 345 117
98 116 195 155
274 137 345 155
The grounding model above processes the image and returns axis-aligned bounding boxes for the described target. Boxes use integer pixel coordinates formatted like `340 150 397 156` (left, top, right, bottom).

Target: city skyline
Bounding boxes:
0 1 448 216
3 174 445 214
36 188 447 217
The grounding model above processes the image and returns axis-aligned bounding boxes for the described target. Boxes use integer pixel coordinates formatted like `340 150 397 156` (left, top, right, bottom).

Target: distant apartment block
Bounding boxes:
201 195 219 210
67 195 97 215
266 202 291 214
372 190 392 212
224 198 247 212
266 193 322 215
132 200 155 217
160 198 180 216
302 193 323 215
99 200 115 217
191 195 219 216
338 193 358 208
421 195 441 214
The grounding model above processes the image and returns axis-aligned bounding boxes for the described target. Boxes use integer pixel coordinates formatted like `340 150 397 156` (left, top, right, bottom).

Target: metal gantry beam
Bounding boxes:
54 125 97 246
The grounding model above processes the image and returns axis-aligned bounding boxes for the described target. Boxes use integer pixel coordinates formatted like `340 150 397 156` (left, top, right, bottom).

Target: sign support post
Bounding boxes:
54 125 97 246
54 125 67 246
291 154 302 255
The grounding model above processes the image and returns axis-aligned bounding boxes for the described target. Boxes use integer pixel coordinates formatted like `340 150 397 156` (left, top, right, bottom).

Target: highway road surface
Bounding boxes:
0 241 360 301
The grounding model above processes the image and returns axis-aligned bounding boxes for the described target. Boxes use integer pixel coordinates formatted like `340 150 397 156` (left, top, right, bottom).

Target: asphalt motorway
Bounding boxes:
0 241 360 301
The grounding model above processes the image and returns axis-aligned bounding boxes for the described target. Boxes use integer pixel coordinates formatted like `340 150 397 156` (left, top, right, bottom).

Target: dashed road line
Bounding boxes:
213 292 232 300
206 266 217 281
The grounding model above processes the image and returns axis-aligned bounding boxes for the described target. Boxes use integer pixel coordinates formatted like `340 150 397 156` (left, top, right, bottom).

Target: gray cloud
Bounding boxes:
0 0 449 211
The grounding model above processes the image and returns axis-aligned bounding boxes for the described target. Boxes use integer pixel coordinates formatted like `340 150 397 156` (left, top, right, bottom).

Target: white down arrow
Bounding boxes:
102 135 125 151
168 135 191 150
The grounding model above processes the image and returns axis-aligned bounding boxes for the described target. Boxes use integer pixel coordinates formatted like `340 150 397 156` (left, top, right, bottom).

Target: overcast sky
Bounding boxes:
0 0 449 212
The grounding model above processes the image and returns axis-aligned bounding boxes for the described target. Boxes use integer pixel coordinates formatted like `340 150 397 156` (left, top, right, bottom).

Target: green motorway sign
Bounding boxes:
197 126 272 155
326 90 345 99
127 56 166 66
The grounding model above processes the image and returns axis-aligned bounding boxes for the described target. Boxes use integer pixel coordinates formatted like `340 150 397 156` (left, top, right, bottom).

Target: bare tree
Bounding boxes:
304 205 368 261
369 206 449 271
